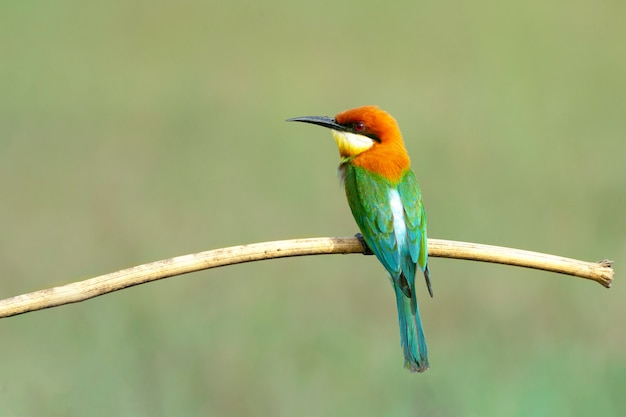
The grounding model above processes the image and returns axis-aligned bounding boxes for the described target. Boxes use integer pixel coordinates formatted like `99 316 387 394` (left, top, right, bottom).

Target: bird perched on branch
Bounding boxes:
288 105 432 372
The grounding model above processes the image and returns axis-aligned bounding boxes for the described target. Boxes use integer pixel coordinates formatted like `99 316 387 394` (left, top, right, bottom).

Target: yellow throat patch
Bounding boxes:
331 130 375 158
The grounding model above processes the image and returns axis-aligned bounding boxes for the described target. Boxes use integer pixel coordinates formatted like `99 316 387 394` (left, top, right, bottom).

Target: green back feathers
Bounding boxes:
341 163 428 282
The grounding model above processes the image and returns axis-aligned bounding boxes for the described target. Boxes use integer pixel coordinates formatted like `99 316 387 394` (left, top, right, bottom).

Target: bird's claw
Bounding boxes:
355 233 375 256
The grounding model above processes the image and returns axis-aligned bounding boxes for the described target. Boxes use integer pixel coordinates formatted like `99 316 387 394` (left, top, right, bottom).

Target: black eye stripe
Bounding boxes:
366 133 382 143
337 122 382 143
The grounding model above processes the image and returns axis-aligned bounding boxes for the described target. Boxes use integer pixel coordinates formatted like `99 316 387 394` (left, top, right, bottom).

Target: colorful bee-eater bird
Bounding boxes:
287 105 432 372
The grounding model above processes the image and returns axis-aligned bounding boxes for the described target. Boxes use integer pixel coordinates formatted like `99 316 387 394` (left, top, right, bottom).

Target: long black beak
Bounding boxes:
286 115 346 131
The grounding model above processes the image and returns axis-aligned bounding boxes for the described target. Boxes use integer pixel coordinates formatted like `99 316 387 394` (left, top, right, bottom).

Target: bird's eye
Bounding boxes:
354 121 365 132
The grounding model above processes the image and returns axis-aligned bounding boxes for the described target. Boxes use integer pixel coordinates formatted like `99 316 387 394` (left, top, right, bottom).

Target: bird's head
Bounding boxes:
288 105 410 180
287 105 405 159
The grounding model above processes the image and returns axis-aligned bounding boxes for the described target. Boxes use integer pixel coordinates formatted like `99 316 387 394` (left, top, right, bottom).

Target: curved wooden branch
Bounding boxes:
0 237 613 318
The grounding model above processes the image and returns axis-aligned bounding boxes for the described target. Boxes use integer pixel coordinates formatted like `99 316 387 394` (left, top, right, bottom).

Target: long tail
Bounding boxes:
394 283 429 372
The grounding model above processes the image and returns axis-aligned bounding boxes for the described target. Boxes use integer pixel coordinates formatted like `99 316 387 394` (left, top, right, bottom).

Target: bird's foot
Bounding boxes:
355 233 375 256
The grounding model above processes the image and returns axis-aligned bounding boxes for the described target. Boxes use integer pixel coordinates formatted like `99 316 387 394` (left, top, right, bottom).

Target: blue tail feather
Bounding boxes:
394 282 429 372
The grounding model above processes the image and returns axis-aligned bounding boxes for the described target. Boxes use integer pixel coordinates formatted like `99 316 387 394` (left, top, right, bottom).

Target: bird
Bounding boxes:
287 105 431 372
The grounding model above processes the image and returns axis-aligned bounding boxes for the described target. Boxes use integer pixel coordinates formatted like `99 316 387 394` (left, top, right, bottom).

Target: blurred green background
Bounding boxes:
1 0 625 416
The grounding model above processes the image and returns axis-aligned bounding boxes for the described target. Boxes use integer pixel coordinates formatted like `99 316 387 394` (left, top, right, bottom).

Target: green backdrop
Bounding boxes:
1 1 624 416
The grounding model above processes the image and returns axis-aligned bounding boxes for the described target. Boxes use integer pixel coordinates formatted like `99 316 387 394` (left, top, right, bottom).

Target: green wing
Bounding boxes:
397 170 431 296
343 164 428 289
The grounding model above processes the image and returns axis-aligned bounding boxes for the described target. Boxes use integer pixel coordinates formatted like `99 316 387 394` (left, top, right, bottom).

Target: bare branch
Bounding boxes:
0 237 613 318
